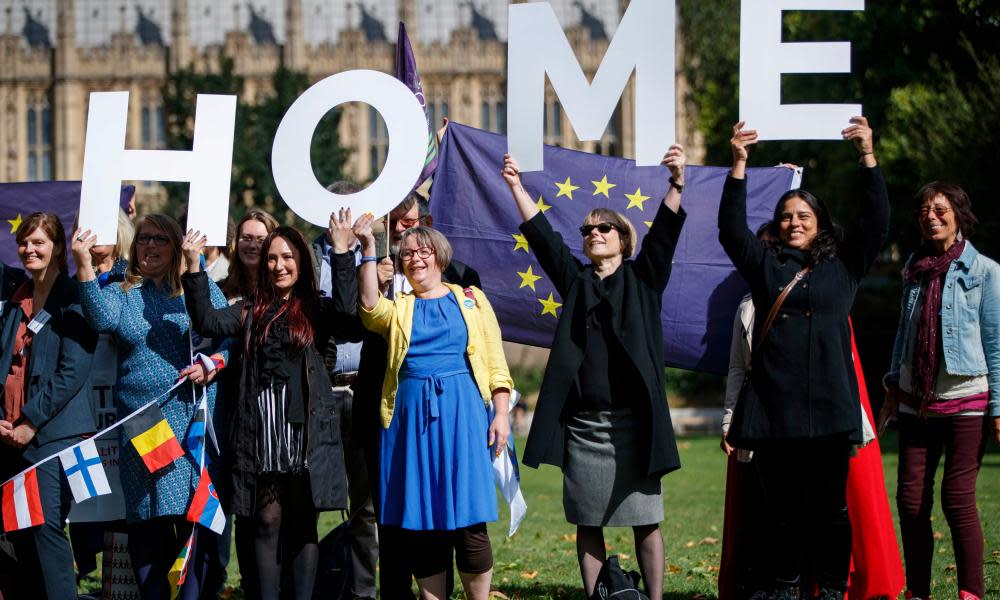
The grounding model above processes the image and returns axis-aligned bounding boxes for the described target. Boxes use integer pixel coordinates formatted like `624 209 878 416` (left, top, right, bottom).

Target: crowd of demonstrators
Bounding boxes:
502 144 688 600
879 182 1000 600
0 125 997 600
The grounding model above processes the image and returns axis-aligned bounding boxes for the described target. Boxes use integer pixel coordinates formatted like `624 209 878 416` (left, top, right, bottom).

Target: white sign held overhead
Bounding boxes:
739 0 864 140
79 92 236 245
506 0 676 172
271 69 429 226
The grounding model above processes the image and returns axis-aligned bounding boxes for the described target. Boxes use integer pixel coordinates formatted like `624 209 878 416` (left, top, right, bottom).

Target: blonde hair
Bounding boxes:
115 209 135 262
396 226 453 272
583 208 638 258
122 213 184 296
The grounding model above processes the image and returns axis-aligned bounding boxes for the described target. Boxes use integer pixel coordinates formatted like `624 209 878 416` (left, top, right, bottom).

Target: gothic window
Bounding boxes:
26 96 52 181
481 91 506 134
368 105 389 179
545 100 563 146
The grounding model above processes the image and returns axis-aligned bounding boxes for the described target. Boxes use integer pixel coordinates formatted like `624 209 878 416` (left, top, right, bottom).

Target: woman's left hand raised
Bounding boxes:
488 414 511 459
661 144 686 185
842 115 874 156
329 208 358 254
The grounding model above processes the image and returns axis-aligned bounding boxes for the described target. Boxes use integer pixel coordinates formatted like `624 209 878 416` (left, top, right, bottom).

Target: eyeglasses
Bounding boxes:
136 234 171 247
399 247 435 261
579 222 620 237
915 206 952 218
238 235 267 244
396 217 422 229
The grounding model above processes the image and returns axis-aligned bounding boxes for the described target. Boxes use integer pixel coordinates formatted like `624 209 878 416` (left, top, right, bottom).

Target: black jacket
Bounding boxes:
0 273 97 460
718 168 889 446
520 202 686 478
182 269 357 515
0 263 27 303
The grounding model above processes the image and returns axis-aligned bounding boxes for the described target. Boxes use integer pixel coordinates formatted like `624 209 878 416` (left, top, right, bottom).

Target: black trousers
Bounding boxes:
336 386 378 599
757 439 852 591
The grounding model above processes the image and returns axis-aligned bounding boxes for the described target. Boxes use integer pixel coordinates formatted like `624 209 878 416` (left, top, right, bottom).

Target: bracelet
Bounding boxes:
360 256 378 264
859 151 874 157
669 177 684 193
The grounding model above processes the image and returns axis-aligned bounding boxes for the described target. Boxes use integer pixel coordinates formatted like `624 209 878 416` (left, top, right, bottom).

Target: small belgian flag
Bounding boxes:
123 403 184 473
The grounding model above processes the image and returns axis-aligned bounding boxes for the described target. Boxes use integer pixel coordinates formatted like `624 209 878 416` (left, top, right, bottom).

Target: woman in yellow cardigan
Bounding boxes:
349 211 512 600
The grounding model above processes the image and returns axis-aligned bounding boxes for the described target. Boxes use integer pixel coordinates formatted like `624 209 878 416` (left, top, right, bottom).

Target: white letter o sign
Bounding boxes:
271 69 428 226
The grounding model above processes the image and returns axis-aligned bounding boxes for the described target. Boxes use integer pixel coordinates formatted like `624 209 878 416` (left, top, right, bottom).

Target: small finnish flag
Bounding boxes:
58 439 112 504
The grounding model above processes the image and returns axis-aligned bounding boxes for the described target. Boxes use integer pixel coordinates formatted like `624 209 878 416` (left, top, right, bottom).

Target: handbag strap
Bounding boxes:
753 267 812 360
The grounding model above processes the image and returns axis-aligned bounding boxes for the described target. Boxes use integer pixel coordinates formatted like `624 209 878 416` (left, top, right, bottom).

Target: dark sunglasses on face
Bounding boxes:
136 234 171 247
579 222 620 237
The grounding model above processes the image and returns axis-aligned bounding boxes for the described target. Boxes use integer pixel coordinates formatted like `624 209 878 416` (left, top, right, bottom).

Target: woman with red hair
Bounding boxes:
181 225 357 600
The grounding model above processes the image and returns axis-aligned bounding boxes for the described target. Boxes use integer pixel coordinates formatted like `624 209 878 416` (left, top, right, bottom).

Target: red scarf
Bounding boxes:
904 239 966 409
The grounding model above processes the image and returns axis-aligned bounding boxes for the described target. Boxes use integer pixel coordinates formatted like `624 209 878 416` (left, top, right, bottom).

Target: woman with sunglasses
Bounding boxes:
180 223 356 600
501 146 688 599
72 214 231 598
878 183 999 600
350 209 512 600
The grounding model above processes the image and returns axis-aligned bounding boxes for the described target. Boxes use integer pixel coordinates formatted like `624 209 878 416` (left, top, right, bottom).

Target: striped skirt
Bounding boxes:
255 384 306 473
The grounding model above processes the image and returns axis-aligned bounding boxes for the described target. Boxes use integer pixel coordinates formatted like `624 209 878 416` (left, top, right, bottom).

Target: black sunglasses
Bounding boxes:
579 222 620 237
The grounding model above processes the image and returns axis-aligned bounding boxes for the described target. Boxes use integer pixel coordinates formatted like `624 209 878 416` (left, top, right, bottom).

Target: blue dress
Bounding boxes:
379 294 498 531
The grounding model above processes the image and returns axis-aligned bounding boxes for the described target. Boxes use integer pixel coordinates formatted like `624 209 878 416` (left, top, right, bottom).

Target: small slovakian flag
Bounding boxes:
186 466 225 534
58 439 112 504
1 468 44 532
123 403 184 474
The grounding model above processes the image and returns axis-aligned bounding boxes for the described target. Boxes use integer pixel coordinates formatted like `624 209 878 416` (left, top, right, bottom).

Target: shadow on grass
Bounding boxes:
490 583 717 600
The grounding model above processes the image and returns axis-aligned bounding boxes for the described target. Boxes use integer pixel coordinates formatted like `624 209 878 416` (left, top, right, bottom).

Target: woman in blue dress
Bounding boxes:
71 213 230 599
352 211 513 600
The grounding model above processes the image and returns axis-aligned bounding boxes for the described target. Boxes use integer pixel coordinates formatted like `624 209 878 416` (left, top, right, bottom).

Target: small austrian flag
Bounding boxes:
2 468 44 532
58 440 112 504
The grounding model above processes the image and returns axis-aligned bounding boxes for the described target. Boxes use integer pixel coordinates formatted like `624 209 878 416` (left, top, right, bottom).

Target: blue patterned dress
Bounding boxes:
79 277 229 522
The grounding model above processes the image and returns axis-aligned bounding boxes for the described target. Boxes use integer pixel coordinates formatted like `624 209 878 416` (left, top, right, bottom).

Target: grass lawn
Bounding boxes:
80 433 999 599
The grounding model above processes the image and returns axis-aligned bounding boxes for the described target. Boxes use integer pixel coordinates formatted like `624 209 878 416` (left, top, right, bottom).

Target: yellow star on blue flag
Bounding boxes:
512 233 530 254
536 196 552 213
517 265 543 291
538 293 562 318
592 175 617 198
625 188 650 211
7 213 22 234
554 177 579 200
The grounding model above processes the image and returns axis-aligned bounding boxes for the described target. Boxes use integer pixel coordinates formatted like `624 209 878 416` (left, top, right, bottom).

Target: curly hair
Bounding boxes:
763 189 842 264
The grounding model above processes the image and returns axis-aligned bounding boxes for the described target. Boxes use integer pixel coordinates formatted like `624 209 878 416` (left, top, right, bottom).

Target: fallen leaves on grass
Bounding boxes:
561 533 577 542
667 564 683 575
933 531 944 540
520 570 539 580
699 537 718 545
684 540 696 548
489 591 510 599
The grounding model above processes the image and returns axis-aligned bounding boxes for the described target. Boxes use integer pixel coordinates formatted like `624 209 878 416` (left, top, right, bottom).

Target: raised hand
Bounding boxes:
436 117 450 146
70 228 98 280
351 211 377 254
329 208 358 254
842 115 874 157
731 121 759 164
182 229 207 273
502 154 522 190
661 144 687 185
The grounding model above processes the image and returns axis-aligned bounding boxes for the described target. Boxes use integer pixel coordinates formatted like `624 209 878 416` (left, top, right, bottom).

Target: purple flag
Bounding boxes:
0 181 134 274
395 21 437 189
429 124 799 374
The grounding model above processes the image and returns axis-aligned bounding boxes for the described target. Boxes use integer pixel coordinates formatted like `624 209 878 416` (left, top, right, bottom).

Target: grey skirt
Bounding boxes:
563 408 663 526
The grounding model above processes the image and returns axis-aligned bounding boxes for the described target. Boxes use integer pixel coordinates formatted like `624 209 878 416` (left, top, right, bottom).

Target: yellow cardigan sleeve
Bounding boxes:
359 295 395 338
472 287 514 393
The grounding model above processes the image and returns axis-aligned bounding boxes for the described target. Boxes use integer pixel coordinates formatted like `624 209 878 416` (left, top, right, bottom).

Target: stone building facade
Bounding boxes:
0 0 699 207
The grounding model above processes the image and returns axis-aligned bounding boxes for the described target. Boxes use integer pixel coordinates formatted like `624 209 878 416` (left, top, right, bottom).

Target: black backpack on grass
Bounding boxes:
591 555 649 600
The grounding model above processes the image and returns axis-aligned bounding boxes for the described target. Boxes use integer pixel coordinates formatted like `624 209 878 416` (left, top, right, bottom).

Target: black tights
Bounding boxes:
128 517 215 600
254 473 319 600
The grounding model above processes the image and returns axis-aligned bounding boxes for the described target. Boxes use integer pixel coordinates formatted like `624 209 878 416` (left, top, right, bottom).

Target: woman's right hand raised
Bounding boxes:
182 229 207 273
351 211 377 253
70 228 96 276
502 154 522 190
730 121 759 164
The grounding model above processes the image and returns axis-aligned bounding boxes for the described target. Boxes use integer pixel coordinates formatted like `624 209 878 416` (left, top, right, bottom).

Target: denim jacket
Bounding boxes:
885 241 1000 416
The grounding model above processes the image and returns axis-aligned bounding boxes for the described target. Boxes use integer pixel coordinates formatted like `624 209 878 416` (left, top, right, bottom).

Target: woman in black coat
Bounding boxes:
181 225 356 600
0 212 96 600
718 118 889 599
502 146 687 599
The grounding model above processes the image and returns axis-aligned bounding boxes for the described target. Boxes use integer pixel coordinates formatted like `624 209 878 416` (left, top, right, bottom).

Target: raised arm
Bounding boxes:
350 211 381 312
632 145 688 292
840 116 890 277
718 122 767 279
71 228 124 333
181 271 243 339
503 154 581 296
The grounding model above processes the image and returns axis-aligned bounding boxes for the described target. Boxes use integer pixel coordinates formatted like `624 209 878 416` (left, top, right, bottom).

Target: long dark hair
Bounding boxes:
247 226 317 353
764 189 842 264
223 209 279 299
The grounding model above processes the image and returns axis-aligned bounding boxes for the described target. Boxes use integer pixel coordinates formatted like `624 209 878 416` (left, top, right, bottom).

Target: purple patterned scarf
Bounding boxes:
905 239 966 408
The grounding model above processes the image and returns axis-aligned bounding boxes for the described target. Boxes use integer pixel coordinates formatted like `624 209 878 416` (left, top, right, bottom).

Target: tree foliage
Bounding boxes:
161 56 349 229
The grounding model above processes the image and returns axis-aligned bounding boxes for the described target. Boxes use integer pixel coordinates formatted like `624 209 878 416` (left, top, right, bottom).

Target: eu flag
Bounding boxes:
429 124 799 374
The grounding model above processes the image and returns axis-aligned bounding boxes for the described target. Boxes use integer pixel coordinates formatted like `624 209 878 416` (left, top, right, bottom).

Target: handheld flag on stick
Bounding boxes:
167 529 195 599
396 21 437 190
58 439 112 504
1 468 44 532
123 402 183 473
186 466 226 534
